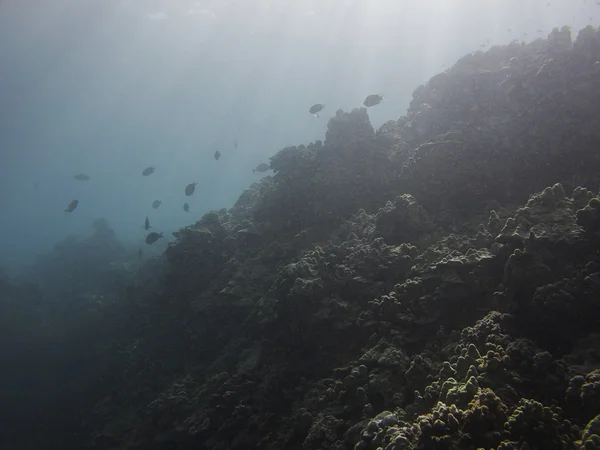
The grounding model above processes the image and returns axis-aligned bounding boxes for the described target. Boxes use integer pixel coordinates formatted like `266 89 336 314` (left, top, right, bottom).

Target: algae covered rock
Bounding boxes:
7 23 600 450
374 194 435 246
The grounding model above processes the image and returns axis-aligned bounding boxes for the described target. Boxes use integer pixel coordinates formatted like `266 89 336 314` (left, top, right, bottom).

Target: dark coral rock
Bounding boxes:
8 24 600 450
374 194 435 246
504 399 571 449
577 196 600 235
255 109 398 238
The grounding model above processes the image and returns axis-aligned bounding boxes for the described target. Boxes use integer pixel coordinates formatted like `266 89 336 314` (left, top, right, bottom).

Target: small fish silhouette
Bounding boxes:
185 182 197 196
65 200 79 213
142 166 155 176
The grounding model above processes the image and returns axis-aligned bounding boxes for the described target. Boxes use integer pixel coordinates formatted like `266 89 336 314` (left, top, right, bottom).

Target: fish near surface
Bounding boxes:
152 200 162 209
183 202 189 212
145 232 163 244
144 216 151 230
309 103 324 117
214 150 221 160
185 182 197 196
65 200 79 212
73 173 90 181
363 94 384 107
142 166 155 176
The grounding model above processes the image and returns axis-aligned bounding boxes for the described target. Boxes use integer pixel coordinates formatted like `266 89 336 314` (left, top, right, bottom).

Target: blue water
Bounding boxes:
1 0 598 273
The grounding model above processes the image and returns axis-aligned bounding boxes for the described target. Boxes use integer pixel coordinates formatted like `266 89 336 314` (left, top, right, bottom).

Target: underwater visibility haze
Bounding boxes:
2 0 600 449
2 0 597 272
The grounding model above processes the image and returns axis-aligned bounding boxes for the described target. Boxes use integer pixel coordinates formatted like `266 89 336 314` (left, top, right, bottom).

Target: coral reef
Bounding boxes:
2 25 600 450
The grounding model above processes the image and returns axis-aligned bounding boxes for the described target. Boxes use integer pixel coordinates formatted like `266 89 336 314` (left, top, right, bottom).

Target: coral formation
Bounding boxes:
2 25 600 450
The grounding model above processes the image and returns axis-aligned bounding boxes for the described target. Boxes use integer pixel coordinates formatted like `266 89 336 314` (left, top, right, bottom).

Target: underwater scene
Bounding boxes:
2 0 600 449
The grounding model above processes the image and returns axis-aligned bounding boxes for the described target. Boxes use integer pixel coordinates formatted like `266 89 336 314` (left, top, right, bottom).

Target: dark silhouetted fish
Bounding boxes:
152 200 161 209
253 163 270 174
214 150 221 160
142 166 155 176
144 216 151 230
309 104 324 117
185 182 197 196
138 248 143 260
363 94 384 107
65 200 79 213
145 232 163 245
183 202 189 212
73 173 90 181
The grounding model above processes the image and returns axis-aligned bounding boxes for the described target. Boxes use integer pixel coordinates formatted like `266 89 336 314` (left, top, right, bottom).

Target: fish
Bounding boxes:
65 200 79 213
73 173 90 181
253 162 270 174
145 232 163 245
152 200 162 209
137 248 143 260
214 150 221 160
185 182 197 196
309 104 324 117
363 94 384 107
183 202 189 212
144 216 151 230
142 166 155 176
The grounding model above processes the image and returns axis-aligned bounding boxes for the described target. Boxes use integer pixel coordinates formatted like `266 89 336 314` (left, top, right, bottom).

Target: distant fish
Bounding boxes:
214 150 221 160
185 182 197 196
142 166 155 176
145 232 163 245
73 173 90 181
183 202 189 212
309 104 324 117
253 162 270 174
363 94 384 107
65 200 79 213
137 248 143 260
152 200 162 209
144 216 151 230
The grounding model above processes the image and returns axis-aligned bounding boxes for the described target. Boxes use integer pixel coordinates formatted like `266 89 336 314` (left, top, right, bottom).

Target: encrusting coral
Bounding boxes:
2 25 600 450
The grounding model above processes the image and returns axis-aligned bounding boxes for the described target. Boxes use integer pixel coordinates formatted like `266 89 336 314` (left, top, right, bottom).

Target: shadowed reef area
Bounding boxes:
3 25 600 450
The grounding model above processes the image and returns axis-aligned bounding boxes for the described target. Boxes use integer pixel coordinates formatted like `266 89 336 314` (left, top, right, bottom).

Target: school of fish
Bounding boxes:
64 91 384 251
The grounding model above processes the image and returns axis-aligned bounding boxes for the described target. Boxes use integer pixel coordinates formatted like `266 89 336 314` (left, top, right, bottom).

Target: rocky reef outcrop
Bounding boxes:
2 25 600 450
